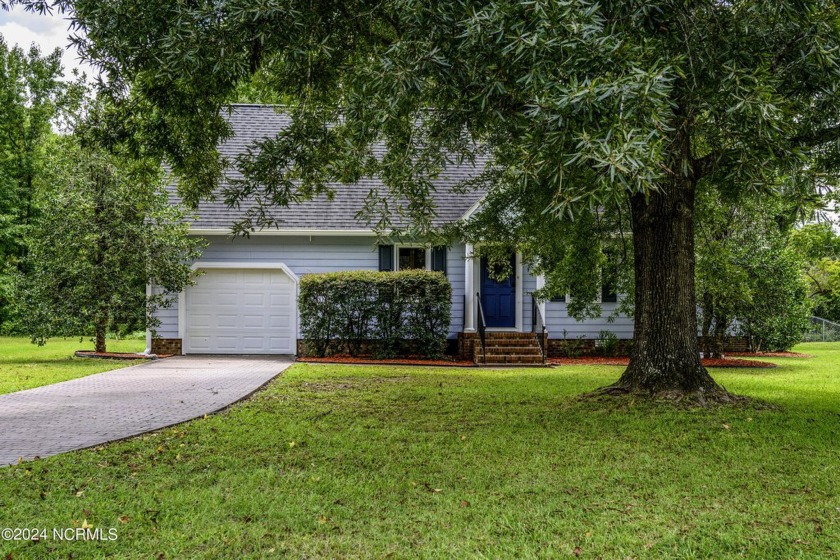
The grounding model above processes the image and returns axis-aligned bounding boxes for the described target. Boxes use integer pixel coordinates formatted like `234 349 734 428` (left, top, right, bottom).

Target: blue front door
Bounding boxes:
480 255 516 328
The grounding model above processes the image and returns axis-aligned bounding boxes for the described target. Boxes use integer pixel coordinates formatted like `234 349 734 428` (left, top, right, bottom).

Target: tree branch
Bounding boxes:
792 124 840 148
693 152 716 180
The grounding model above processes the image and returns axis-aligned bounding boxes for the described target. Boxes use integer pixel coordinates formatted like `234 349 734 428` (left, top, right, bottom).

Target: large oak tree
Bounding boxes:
9 0 840 399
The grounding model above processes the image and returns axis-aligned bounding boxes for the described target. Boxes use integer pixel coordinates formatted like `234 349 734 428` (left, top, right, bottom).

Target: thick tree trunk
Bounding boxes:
94 318 107 353
608 178 729 401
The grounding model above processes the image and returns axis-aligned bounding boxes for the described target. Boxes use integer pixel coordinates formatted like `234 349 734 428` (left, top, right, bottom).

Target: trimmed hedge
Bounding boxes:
299 270 452 358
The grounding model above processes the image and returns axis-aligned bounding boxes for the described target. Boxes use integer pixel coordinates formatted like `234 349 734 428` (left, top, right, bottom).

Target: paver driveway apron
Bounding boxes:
0 355 292 466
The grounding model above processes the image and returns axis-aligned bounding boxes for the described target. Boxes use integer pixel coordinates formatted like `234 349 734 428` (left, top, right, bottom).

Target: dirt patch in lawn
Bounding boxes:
298 355 475 367
74 351 172 360
549 356 777 368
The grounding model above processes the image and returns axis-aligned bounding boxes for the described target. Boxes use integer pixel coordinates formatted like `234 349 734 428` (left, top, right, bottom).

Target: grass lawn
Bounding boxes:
1 343 839 558
0 337 147 396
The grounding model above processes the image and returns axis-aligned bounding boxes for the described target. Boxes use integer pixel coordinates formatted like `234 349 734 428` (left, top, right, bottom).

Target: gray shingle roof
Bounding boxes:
171 104 486 231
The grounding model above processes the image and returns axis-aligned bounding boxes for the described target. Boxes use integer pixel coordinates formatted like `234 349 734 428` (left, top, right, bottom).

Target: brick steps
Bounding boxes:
484 347 541 356
474 333 546 366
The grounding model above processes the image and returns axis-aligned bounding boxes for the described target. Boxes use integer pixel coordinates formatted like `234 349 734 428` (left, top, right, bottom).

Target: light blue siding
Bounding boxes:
151 284 179 338
199 234 380 272
154 235 470 340
521 264 633 338
153 235 636 343
544 297 634 339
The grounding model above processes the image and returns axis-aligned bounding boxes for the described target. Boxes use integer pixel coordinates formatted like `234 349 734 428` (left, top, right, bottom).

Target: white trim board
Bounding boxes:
144 283 153 355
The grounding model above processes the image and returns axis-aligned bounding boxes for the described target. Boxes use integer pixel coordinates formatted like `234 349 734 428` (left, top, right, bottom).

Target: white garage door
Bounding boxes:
184 268 296 354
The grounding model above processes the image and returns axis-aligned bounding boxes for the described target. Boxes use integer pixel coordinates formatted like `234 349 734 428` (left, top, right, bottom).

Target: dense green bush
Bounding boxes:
596 330 620 357
736 248 812 352
299 270 452 358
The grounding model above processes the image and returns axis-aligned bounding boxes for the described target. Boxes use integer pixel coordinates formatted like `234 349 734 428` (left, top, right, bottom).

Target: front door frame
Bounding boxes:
465 247 523 332
480 253 517 328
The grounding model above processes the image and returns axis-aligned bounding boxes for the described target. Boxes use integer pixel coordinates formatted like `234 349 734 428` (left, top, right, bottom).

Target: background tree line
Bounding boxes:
0 35 202 352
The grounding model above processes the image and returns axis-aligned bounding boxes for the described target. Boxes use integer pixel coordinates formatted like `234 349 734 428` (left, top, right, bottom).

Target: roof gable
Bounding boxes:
170 104 486 232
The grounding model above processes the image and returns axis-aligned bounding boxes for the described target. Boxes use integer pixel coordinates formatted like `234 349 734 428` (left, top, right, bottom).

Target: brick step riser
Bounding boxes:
481 341 540 345
481 335 540 340
473 353 544 362
476 340 539 348
482 347 542 356
474 352 543 358
478 360 545 366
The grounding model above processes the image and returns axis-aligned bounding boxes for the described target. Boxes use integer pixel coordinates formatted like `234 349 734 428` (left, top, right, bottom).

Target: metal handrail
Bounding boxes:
531 296 547 361
476 292 487 364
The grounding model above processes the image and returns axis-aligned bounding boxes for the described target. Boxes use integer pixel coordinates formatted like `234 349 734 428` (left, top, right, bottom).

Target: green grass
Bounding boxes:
0 337 147 395
1 343 839 559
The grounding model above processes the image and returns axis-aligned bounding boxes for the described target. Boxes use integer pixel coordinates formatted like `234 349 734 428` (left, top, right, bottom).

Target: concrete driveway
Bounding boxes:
0 355 292 466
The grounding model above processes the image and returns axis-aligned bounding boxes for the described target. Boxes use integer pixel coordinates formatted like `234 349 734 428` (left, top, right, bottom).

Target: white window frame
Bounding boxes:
598 285 619 305
545 273 618 305
394 244 431 271
548 289 617 305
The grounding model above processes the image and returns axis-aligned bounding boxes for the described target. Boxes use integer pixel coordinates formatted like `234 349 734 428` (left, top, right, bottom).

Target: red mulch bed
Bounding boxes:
74 351 172 360
727 351 811 358
298 355 476 367
548 356 777 368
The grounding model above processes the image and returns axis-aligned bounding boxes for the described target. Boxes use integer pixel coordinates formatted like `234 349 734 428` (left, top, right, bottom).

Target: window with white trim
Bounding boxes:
377 244 448 275
397 246 427 270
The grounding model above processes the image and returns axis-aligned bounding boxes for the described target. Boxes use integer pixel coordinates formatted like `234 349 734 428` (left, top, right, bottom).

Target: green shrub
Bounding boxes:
736 249 812 352
299 270 452 358
560 330 587 358
596 330 620 357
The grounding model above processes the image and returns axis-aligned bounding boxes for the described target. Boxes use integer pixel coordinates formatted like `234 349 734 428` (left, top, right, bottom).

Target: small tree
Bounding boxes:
19 137 204 352
696 188 813 355
737 248 812 352
789 223 840 322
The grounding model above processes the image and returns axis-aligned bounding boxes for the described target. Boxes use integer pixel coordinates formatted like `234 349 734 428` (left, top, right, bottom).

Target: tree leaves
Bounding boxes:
0 36 80 332
18 136 205 349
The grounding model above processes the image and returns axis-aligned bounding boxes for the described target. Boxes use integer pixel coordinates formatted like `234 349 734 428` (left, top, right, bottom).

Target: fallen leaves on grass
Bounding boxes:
549 356 776 368
298 355 474 367
727 351 811 358
73 351 170 360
